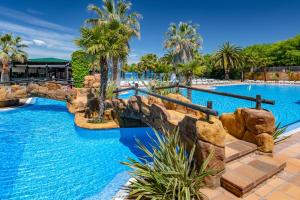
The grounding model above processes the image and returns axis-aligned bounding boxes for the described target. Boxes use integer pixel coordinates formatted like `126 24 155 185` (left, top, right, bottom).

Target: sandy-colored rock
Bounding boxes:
242 130 257 144
13 88 27 99
128 96 140 112
0 87 7 100
45 82 61 90
141 106 150 116
220 109 245 139
178 115 226 147
255 133 274 153
147 96 164 106
242 108 275 135
83 74 100 88
196 117 227 147
11 85 21 93
27 83 39 93
74 113 119 130
196 139 225 171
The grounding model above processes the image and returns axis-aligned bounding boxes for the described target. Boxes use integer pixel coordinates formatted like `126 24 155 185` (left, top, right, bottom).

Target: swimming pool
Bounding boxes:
1 84 300 199
0 98 154 200
122 84 300 128
182 84 300 128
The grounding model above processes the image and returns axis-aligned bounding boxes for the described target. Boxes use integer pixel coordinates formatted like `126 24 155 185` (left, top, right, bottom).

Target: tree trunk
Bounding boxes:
224 69 230 80
98 58 109 121
1 63 10 82
112 56 118 82
263 67 267 82
187 75 192 100
241 70 244 82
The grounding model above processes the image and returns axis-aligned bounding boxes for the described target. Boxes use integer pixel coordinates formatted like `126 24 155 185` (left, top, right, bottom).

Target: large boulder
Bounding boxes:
44 82 61 90
0 87 7 100
241 108 275 135
255 133 274 153
179 115 226 147
220 109 245 139
196 140 225 171
83 74 100 88
147 96 164 106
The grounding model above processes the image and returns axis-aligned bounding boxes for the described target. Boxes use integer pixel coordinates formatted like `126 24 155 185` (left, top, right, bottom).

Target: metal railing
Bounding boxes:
114 83 218 121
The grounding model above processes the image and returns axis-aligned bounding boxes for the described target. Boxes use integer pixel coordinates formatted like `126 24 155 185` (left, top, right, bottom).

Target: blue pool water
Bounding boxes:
1 84 300 199
183 84 300 127
0 98 154 200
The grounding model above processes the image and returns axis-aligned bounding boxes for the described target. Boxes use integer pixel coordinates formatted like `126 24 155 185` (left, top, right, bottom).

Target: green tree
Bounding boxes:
75 22 129 121
0 33 27 82
164 22 202 65
213 42 242 80
86 0 142 83
138 53 158 78
178 59 206 99
71 50 90 87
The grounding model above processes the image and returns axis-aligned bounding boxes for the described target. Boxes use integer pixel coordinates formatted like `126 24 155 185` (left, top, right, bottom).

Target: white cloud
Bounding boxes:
0 6 74 33
33 39 47 46
0 20 77 53
22 40 33 45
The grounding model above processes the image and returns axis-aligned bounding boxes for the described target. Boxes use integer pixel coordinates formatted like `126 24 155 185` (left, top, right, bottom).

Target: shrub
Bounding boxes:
144 80 180 96
122 129 215 200
71 50 90 88
273 122 288 140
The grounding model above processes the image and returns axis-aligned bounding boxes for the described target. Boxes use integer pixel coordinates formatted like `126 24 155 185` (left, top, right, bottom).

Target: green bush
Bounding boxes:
71 50 90 88
122 129 215 200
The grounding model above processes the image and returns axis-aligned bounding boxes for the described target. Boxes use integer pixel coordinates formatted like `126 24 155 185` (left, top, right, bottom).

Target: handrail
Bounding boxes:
113 85 218 121
153 84 275 110
136 87 218 116
178 85 274 105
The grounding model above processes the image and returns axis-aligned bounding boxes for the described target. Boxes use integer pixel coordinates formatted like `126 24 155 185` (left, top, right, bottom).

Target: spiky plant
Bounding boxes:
121 129 215 200
273 122 288 140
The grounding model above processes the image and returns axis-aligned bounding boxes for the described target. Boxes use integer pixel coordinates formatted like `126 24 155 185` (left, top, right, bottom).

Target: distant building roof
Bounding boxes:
28 58 70 63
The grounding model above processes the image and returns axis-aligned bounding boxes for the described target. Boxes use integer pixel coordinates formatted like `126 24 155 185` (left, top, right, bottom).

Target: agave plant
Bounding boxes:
122 129 215 200
273 122 288 141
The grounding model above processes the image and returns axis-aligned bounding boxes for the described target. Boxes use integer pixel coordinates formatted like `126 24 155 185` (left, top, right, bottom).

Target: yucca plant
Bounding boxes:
121 129 215 200
273 122 288 141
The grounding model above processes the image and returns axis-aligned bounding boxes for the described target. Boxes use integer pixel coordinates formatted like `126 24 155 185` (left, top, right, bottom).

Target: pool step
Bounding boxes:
225 140 258 163
221 155 286 197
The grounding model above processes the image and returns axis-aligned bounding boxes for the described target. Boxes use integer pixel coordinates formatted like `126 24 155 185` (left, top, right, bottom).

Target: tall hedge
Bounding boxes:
71 50 90 88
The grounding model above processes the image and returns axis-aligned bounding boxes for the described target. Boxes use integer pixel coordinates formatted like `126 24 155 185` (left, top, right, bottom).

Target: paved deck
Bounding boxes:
200 132 300 200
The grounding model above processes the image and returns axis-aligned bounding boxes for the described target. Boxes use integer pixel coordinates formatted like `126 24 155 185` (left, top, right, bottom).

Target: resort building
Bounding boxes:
9 57 71 81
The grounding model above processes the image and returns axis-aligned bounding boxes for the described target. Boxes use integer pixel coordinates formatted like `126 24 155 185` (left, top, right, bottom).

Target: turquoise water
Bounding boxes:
0 98 154 200
1 84 300 199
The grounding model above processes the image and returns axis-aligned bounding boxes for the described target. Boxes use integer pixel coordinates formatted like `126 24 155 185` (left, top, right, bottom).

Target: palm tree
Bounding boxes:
213 42 242 80
75 22 129 121
0 33 27 82
138 53 158 79
164 22 202 65
86 0 142 83
178 59 206 99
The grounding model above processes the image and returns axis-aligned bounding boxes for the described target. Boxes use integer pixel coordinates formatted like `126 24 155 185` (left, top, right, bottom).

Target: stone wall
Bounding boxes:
0 82 77 105
220 108 275 153
245 71 300 81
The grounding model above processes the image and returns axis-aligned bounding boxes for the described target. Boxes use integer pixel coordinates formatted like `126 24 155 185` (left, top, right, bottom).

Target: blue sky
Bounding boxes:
1 0 300 63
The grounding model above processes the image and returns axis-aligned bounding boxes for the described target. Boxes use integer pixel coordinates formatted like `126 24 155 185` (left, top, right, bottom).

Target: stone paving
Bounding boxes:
200 132 300 200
